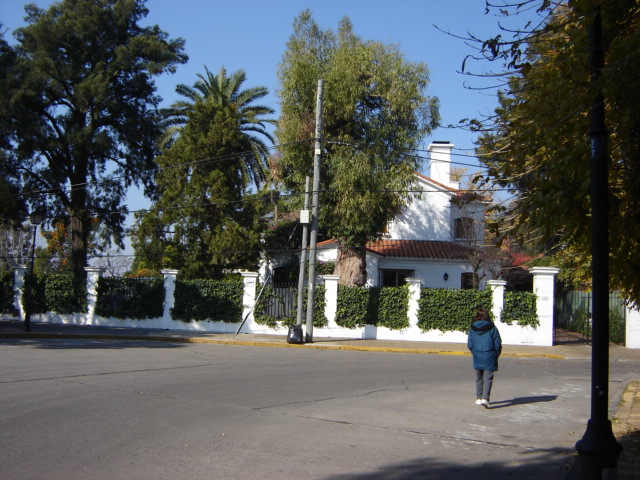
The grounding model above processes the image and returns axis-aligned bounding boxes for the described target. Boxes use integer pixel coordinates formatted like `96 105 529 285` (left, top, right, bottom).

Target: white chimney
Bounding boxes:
428 141 458 189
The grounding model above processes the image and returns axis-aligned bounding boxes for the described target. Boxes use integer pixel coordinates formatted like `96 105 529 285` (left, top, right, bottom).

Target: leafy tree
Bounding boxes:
131 96 269 279
0 222 31 269
8 0 187 278
470 1 640 303
159 66 276 187
277 11 440 286
0 24 25 223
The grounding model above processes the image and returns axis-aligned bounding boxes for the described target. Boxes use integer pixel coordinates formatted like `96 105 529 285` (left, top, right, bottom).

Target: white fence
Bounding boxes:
7 266 601 347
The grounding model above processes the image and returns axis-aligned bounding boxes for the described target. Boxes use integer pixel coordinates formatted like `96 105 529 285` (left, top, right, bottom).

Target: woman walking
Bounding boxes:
467 308 502 409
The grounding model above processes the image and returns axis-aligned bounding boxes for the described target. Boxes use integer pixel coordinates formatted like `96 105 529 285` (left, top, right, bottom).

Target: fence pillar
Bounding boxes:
239 272 259 333
626 306 640 349
84 267 105 325
488 280 507 322
12 265 28 319
161 269 180 322
322 275 340 328
406 277 422 329
530 267 560 347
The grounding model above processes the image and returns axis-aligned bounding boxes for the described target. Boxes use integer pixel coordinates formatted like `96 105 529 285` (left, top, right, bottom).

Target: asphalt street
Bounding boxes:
0 337 637 479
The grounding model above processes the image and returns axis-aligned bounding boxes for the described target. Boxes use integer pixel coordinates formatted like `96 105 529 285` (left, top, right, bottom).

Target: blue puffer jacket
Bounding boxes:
467 320 502 371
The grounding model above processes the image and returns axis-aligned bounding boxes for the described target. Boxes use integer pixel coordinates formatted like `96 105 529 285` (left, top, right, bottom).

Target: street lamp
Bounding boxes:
24 211 44 332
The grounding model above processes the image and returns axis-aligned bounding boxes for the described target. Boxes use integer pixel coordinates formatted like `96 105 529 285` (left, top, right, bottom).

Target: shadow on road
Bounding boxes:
489 395 558 409
319 448 576 480
0 338 186 349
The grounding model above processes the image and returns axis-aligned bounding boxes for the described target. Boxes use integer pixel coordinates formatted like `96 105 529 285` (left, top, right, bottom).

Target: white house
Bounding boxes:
287 141 493 288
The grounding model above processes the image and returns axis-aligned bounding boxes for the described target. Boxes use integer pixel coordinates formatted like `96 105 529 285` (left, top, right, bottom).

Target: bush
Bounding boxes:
501 291 539 327
609 308 625 344
417 288 492 333
335 285 409 330
95 277 164 319
336 285 371 328
23 273 87 314
0 270 14 313
171 279 243 323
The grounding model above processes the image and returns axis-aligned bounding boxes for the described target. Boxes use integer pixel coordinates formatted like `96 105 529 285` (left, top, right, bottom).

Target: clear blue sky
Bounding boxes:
1 0 538 211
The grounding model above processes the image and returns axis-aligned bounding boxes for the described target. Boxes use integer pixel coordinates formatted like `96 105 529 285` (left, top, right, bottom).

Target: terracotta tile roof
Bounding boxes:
366 240 473 260
316 239 474 260
413 171 459 193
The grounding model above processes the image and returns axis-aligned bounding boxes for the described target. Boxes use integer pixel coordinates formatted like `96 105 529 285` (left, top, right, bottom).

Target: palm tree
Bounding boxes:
159 66 276 187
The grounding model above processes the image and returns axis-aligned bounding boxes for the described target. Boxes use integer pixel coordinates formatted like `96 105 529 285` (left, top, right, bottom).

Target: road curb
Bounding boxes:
0 332 565 359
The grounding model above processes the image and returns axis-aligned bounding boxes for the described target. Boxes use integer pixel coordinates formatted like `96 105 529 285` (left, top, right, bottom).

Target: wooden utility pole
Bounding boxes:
305 79 324 343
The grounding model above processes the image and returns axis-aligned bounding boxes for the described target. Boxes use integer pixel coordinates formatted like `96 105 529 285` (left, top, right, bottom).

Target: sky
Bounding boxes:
0 0 539 247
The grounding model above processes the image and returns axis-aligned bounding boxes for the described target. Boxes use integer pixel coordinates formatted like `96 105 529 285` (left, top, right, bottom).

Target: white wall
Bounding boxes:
386 176 453 241
372 257 472 289
6 267 563 347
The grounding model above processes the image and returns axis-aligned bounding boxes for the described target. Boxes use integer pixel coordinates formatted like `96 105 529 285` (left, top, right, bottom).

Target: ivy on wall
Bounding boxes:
335 285 370 328
171 279 243 323
95 278 164 319
0 270 14 313
23 274 87 314
501 291 539 327
417 288 493 333
335 285 409 330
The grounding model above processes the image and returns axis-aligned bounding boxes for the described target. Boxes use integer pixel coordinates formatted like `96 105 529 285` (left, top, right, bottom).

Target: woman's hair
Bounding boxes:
474 308 490 322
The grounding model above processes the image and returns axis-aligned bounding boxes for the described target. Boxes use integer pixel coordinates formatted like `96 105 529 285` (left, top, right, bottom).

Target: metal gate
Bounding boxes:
263 283 297 320
554 291 626 344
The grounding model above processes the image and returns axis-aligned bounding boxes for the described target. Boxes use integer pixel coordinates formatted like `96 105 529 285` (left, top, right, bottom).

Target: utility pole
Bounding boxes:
296 176 311 327
575 7 622 478
305 79 324 343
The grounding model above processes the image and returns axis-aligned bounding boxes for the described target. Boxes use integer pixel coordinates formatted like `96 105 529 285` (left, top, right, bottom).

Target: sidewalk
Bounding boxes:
1 319 640 360
1 319 639 478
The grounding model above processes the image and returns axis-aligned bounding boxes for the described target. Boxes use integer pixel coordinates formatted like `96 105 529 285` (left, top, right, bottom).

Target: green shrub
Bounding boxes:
335 285 409 330
417 288 492 333
336 285 372 328
609 308 625 344
375 286 410 330
501 291 539 327
95 277 164 319
0 270 14 313
171 279 243 323
23 274 87 314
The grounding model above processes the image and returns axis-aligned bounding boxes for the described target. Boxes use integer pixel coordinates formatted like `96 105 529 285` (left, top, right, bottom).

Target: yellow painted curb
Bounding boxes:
0 332 565 359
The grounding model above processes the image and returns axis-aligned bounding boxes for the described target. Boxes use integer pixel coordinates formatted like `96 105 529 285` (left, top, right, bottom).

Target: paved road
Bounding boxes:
0 337 637 479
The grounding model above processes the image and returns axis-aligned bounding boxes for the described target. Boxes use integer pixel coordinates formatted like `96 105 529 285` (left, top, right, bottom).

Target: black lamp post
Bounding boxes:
24 211 44 332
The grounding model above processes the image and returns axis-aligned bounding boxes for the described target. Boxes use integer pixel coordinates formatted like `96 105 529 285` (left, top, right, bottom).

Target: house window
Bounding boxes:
380 269 414 287
461 272 479 290
454 217 474 240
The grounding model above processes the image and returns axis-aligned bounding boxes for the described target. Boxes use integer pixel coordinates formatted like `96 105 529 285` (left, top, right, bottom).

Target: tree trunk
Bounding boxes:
335 244 367 287
70 213 88 279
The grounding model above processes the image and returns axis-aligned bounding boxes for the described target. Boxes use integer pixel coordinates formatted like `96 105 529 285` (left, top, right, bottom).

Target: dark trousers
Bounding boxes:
475 369 495 401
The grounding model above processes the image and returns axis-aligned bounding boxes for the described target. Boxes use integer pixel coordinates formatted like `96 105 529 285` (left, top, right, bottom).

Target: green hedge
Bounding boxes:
95 277 164 319
0 270 14 313
254 284 326 328
417 288 493 333
335 285 409 330
171 279 243 323
501 291 539 327
23 273 87 314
